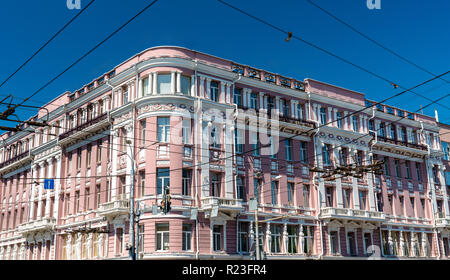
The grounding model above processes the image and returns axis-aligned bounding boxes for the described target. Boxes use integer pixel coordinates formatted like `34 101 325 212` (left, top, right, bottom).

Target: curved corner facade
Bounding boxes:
0 46 449 260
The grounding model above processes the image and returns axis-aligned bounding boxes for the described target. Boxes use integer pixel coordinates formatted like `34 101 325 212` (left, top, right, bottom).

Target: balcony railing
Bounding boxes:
97 199 129 218
201 197 244 212
320 207 386 221
377 136 427 151
59 113 108 141
0 151 31 172
17 217 56 235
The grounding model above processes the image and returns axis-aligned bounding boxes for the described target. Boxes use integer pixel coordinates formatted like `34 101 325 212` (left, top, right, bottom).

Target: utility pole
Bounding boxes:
127 140 136 260
135 202 141 260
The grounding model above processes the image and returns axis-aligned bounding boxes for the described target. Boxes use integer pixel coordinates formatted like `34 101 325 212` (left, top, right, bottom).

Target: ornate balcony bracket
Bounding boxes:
58 112 110 147
97 199 130 221
201 197 244 219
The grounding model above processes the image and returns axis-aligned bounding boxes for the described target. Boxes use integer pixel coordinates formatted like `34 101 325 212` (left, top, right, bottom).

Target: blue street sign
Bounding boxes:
44 179 54 190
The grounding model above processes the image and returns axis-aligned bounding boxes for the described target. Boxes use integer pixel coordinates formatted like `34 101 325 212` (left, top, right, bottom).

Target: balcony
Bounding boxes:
17 217 56 236
377 136 427 151
97 199 129 219
320 207 386 222
435 214 450 228
58 113 110 147
0 151 33 175
201 197 244 217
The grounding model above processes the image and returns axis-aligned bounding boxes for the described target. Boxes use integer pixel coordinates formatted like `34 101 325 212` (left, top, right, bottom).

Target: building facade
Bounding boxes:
0 46 448 260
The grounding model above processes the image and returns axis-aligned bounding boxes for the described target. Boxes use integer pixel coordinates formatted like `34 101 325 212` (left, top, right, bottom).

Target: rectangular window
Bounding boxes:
210 81 219 102
352 115 359 132
303 185 310 207
158 74 172 94
116 228 123 255
142 77 149 96
96 185 101 209
271 181 279 205
86 145 91 168
157 117 170 143
320 108 327 125
384 157 390 176
359 191 367 210
304 226 314 254
140 120 146 146
96 140 102 162
336 112 343 128
233 88 242 107
347 232 357 256
182 119 191 144
300 141 307 163
85 188 90 211
322 144 331 166
156 223 170 251
249 92 257 109
343 189 351 208
390 125 396 139
182 169 192 196
211 173 221 197
364 233 372 256
238 222 249 253
330 231 339 255
77 149 82 169
157 168 170 195
394 159 400 177
270 224 282 253
405 161 411 179
285 139 292 161
139 171 146 197
180 75 191 95
237 177 245 200
235 129 244 154
213 225 222 251
326 187 334 207
182 224 192 251
75 191 80 213
287 182 294 206
138 225 144 253
287 225 298 254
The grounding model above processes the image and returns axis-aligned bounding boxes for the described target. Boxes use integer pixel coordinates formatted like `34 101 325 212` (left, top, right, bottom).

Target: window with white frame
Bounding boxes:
296 103 303 120
287 225 298 254
140 120 146 146
236 177 245 201
363 232 372 256
182 119 191 144
352 115 359 132
210 81 219 102
285 139 292 161
303 185 310 208
249 92 257 109
320 107 327 125
116 228 123 255
329 231 339 255
271 181 279 205
142 77 149 96
322 144 331 166
211 173 221 197
270 224 282 253
300 141 307 163
287 182 294 206
157 168 170 195
359 191 367 210
213 225 223 251
347 231 357 256
252 131 260 156
158 74 172 94
235 128 244 154
303 226 314 254
326 187 334 207
156 223 169 251
157 117 170 143
254 178 261 203
238 222 249 253
233 88 242 107
138 225 145 253
182 169 192 196
182 224 192 251
343 188 351 208
180 75 191 95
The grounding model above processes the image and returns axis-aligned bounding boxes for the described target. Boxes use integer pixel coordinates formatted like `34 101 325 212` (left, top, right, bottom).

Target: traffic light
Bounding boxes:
160 187 171 215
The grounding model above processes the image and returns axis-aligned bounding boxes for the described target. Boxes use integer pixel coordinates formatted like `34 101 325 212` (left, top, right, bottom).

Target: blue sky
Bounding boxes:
0 0 448 129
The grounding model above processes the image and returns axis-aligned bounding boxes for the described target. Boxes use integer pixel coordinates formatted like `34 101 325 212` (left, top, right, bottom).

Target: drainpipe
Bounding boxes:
369 107 379 212
193 59 200 260
311 118 323 259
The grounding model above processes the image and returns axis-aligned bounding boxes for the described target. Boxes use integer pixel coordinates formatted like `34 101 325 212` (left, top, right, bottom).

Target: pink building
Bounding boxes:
0 46 448 260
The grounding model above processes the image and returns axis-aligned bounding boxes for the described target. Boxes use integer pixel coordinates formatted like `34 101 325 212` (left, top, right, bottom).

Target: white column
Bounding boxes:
327 107 333 127
199 76 205 98
148 73 153 95
220 82 225 103
439 166 450 216
367 152 376 211
29 166 38 221
139 78 143 98
333 108 338 128
171 71 176 94
37 162 45 219
359 115 364 133
291 101 296 119
350 149 360 209
191 75 195 97
243 88 248 107
152 72 158 94
206 78 211 99
259 92 265 111
176 72 181 93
